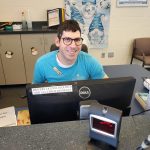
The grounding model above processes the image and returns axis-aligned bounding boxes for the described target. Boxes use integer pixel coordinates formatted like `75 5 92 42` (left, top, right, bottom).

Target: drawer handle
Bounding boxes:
5 51 14 59
31 47 38 56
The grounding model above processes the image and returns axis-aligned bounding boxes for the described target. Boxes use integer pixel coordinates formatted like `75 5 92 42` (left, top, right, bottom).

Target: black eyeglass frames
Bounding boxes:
61 37 83 46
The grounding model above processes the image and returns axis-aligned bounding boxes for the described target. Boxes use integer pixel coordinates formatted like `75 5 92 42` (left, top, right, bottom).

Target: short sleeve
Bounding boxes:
86 56 105 79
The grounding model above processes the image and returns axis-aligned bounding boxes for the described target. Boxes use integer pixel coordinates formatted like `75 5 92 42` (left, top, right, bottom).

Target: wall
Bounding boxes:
1 0 150 65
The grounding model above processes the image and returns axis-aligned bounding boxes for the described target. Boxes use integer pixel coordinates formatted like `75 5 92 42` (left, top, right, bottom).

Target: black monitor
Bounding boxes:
26 76 136 124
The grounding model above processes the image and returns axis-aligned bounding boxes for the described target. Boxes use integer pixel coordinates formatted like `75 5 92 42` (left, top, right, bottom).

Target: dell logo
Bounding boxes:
80 91 89 94
79 86 91 99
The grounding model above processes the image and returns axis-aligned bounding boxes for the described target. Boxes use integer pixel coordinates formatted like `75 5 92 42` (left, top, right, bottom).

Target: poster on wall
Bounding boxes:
65 0 111 49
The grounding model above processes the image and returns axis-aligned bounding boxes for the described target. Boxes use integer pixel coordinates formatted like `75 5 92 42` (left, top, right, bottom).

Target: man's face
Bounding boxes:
55 31 82 65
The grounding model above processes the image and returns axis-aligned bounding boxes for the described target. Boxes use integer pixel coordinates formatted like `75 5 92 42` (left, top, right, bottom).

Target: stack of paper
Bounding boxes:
0 106 17 127
135 93 150 110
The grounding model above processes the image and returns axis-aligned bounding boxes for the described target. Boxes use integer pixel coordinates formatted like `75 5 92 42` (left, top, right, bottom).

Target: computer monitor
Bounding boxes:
26 76 136 124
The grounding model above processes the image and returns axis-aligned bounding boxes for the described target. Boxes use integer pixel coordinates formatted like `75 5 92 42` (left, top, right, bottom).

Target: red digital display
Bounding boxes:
92 118 115 135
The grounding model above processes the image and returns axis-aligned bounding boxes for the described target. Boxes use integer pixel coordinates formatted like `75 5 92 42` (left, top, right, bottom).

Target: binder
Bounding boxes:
47 8 65 29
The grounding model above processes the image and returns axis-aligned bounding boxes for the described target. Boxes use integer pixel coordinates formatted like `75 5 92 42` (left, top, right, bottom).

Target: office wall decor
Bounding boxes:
65 0 111 49
117 0 149 7
47 8 65 27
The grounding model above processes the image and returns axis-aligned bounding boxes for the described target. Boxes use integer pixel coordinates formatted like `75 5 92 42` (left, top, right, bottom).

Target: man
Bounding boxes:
33 20 107 83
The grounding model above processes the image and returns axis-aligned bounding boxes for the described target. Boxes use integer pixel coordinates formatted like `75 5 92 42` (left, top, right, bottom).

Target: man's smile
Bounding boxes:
66 47 78 55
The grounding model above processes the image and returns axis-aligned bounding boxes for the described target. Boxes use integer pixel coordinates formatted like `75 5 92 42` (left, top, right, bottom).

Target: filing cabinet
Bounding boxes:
21 34 45 83
0 55 5 85
0 33 57 85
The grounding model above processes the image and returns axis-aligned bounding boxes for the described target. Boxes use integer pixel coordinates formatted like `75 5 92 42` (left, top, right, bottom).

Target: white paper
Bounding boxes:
48 9 60 27
32 85 73 95
143 79 150 90
0 106 17 127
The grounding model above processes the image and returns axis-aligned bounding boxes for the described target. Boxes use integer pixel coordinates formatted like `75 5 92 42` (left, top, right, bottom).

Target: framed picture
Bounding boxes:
47 8 65 28
117 0 149 7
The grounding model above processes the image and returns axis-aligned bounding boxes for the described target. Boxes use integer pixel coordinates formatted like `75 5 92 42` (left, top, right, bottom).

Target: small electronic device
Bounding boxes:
90 115 117 138
89 103 122 148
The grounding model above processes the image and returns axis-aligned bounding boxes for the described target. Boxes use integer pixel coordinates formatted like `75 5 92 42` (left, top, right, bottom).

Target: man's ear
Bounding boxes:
55 37 60 47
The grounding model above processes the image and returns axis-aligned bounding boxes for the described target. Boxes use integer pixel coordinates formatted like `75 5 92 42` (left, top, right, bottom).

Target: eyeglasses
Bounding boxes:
61 37 83 46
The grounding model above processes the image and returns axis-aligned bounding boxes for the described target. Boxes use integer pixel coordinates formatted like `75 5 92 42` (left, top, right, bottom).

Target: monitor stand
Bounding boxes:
123 106 131 116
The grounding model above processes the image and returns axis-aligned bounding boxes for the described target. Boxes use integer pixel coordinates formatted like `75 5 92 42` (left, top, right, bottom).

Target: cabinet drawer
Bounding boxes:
0 35 26 85
21 34 45 83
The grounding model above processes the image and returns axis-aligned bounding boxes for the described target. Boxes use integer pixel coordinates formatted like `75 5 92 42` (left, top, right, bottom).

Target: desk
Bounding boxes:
0 115 150 150
104 64 150 115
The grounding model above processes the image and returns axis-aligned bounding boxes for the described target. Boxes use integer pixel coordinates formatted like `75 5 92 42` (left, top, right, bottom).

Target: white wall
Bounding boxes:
1 1 150 65
0 0 64 21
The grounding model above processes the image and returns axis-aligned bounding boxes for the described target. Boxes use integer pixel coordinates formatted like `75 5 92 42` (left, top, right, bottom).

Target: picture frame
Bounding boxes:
117 0 149 7
47 8 65 28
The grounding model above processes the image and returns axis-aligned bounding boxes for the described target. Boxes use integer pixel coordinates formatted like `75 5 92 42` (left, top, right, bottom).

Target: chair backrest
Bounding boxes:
134 38 150 55
50 43 88 53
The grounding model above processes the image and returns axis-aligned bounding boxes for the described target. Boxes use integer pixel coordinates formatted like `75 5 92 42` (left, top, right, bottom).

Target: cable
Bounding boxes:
131 109 150 116
136 135 150 150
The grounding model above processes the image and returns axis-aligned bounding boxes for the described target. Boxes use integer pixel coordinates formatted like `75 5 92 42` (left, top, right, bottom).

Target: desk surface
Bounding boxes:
0 115 150 150
104 64 150 115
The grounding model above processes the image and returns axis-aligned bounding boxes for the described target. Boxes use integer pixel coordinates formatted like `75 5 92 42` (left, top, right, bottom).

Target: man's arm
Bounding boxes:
87 55 108 79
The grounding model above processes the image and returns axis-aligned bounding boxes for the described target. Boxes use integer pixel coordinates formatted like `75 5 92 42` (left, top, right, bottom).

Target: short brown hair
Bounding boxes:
57 20 81 39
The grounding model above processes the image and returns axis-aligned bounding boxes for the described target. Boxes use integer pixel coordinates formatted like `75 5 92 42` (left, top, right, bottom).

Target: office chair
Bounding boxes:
130 38 150 67
50 43 88 53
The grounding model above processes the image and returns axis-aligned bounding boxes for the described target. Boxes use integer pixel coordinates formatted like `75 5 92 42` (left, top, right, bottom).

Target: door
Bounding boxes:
0 54 5 85
21 34 45 83
0 34 26 85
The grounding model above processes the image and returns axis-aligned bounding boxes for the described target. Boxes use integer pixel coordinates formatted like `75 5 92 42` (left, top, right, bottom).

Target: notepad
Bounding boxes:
0 106 17 127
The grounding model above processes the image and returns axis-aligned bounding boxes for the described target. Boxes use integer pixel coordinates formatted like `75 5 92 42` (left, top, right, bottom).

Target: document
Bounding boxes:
0 106 17 127
48 9 60 27
47 8 65 27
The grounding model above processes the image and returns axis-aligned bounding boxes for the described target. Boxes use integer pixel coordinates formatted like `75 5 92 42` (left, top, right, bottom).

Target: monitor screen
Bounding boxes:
26 76 136 124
